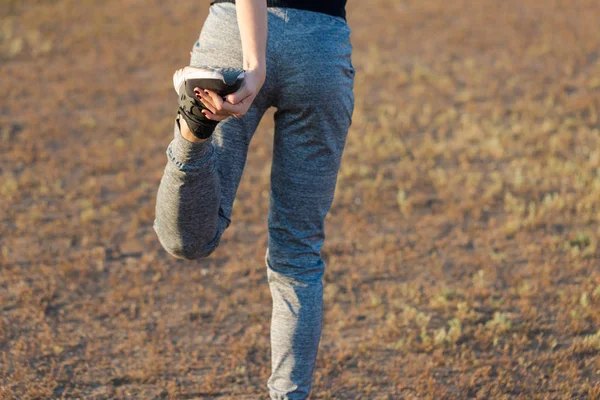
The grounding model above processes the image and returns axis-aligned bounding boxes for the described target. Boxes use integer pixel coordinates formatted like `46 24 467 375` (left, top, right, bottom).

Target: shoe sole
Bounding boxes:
173 66 245 99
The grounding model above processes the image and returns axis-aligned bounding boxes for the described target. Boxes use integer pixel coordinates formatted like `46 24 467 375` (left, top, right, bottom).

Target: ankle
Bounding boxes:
178 116 208 143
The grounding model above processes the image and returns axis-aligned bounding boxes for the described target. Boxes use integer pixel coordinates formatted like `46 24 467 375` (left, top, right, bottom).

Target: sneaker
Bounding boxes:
173 66 245 140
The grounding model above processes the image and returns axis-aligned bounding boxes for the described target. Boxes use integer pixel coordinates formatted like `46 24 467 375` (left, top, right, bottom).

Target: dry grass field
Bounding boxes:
2 0 600 398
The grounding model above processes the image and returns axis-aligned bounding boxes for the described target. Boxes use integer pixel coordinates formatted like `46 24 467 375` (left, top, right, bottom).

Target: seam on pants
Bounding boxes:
270 7 287 104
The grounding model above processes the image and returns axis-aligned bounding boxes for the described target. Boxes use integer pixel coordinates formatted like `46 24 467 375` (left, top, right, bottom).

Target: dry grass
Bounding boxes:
1 0 600 398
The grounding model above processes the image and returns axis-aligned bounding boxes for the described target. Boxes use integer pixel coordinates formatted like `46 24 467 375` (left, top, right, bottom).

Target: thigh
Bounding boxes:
275 10 355 179
266 14 355 278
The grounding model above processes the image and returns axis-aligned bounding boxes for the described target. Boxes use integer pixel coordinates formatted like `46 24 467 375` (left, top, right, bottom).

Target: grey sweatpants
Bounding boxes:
153 4 354 399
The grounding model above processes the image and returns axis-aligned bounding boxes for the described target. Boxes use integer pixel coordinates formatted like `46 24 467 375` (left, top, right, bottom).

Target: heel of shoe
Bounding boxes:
178 109 219 140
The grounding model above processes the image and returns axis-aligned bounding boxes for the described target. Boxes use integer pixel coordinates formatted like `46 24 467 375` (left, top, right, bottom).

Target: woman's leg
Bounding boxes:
153 4 272 260
265 10 355 400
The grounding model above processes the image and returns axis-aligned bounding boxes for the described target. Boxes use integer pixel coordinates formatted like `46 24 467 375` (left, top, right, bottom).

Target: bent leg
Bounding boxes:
154 95 270 260
153 119 222 260
153 3 272 260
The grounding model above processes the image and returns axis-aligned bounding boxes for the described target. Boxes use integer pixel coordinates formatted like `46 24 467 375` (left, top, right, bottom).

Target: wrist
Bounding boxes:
245 65 266 85
243 59 266 74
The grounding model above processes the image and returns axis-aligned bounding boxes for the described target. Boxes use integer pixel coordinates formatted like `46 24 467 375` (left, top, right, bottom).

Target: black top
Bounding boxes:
210 0 347 20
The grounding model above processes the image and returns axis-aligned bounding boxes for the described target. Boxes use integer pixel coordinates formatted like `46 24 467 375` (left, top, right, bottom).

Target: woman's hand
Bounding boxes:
194 67 266 121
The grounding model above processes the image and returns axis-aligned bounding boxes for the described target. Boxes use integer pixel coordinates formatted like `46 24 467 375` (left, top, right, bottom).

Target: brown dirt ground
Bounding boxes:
1 0 600 398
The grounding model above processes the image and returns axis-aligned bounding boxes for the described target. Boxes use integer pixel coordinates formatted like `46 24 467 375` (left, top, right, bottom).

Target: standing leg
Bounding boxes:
153 3 272 260
266 10 355 399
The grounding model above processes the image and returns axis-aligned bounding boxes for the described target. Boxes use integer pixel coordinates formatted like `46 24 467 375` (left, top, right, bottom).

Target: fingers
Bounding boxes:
194 89 218 114
204 89 249 115
194 88 253 119
201 89 226 112
192 88 229 121
201 109 229 121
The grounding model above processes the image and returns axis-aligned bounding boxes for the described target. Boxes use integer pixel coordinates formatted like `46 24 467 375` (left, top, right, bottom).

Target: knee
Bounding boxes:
154 224 218 260
165 242 217 261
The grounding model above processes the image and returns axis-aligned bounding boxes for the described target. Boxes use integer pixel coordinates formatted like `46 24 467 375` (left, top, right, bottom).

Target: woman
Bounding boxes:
153 0 354 398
